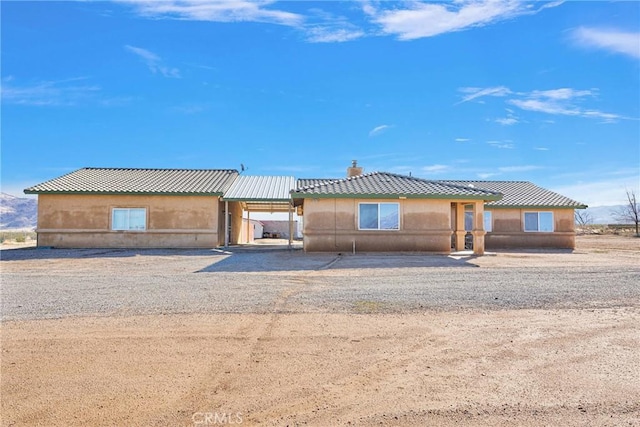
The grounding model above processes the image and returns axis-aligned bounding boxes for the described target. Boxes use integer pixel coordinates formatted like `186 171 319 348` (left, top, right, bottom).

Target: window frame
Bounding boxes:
464 208 492 232
484 210 492 232
523 211 554 232
358 202 400 231
111 207 147 231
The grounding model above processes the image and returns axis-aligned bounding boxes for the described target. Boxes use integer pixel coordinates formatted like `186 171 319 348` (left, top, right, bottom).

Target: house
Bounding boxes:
24 162 587 253
440 180 586 250
23 168 239 248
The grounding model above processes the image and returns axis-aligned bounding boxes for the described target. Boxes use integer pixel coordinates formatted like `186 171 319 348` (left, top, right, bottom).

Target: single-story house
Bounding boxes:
24 162 587 254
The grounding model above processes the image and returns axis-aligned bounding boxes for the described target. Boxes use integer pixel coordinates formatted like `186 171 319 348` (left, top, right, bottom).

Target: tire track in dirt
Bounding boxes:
160 256 341 426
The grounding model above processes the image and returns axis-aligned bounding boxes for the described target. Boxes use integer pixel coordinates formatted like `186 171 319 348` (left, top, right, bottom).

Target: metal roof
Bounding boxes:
439 180 588 208
293 172 502 200
223 175 295 201
223 175 296 212
24 168 238 195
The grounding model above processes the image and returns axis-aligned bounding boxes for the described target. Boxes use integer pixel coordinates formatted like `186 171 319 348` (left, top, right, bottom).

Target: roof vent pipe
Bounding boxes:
347 160 363 177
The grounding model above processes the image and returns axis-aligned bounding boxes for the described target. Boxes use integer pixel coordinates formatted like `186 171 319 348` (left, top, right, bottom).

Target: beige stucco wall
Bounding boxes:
36 193 223 248
486 208 576 249
302 198 453 252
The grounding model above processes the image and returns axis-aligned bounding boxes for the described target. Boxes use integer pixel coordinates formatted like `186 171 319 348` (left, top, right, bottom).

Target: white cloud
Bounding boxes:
117 0 303 26
459 85 631 123
530 88 594 100
487 140 514 149
508 94 625 122
125 45 181 78
508 98 576 116
572 27 640 59
368 124 392 137
477 172 499 179
306 26 365 43
457 86 511 104
533 147 550 151
498 165 543 172
422 164 449 174
1 77 100 106
455 138 471 142
304 8 366 43
366 1 560 40
495 117 518 125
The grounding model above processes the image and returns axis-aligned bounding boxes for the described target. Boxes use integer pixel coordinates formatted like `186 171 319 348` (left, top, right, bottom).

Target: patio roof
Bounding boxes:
222 175 296 212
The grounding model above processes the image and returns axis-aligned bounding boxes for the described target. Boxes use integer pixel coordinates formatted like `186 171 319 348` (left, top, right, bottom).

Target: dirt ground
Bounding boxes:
1 235 639 426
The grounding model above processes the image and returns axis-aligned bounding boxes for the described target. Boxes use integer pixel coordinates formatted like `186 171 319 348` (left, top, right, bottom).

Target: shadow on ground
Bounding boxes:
1 246 481 272
197 251 479 273
0 247 229 261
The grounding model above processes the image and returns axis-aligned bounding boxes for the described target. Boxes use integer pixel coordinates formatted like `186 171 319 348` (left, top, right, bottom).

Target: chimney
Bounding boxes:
347 160 363 177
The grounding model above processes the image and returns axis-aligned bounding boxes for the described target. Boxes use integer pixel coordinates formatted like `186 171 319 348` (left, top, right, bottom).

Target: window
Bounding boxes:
112 208 146 231
484 211 492 232
465 211 473 231
524 212 553 232
464 209 492 232
359 203 399 230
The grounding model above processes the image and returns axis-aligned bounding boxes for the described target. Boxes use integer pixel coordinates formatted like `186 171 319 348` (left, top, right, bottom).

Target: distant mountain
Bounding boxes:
0 193 37 229
578 205 627 225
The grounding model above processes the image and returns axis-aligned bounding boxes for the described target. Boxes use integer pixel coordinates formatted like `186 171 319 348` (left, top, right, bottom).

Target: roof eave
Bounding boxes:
222 198 292 202
488 204 588 209
290 193 502 201
23 190 225 197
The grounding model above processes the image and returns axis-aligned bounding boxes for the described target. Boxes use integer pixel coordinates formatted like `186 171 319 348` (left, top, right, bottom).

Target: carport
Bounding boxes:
221 175 297 248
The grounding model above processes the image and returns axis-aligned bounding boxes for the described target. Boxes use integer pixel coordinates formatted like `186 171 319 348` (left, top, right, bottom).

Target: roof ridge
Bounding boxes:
440 179 532 184
82 167 238 172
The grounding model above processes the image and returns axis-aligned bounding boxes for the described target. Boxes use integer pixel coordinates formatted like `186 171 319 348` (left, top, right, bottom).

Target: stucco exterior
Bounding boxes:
36 193 224 248
26 167 586 252
302 198 454 252
485 208 576 249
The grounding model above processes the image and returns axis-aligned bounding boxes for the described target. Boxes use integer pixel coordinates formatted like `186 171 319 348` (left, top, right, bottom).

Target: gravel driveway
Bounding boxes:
2 243 638 321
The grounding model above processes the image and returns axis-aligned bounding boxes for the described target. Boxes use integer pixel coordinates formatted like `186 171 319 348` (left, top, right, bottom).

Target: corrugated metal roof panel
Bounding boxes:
223 175 296 201
439 180 587 208
24 168 238 195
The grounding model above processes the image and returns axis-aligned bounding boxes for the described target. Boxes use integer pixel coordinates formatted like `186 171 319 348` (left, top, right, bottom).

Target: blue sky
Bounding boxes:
2 0 639 206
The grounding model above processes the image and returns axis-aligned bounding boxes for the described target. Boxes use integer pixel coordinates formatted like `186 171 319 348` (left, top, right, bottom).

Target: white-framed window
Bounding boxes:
464 209 492 232
524 211 553 232
112 208 146 231
359 202 399 230
484 210 492 232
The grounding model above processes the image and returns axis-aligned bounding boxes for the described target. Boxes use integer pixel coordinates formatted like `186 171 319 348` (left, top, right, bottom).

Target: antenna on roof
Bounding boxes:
240 163 247 174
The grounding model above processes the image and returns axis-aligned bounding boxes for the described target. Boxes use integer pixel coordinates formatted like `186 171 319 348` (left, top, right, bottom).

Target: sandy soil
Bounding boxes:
1 235 639 426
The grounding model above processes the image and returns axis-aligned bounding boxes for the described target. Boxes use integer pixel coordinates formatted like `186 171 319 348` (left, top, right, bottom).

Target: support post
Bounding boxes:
288 202 293 249
246 210 251 244
472 201 486 256
455 202 466 251
224 201 229 248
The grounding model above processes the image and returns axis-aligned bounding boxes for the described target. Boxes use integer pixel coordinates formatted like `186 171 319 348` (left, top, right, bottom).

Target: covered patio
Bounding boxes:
221 175 297 248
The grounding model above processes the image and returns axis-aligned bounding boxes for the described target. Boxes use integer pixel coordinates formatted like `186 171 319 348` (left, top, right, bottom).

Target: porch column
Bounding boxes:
288 202 293 249
472 201 486 256
454 202 466 251
246 210 251 244
224 201 229 248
